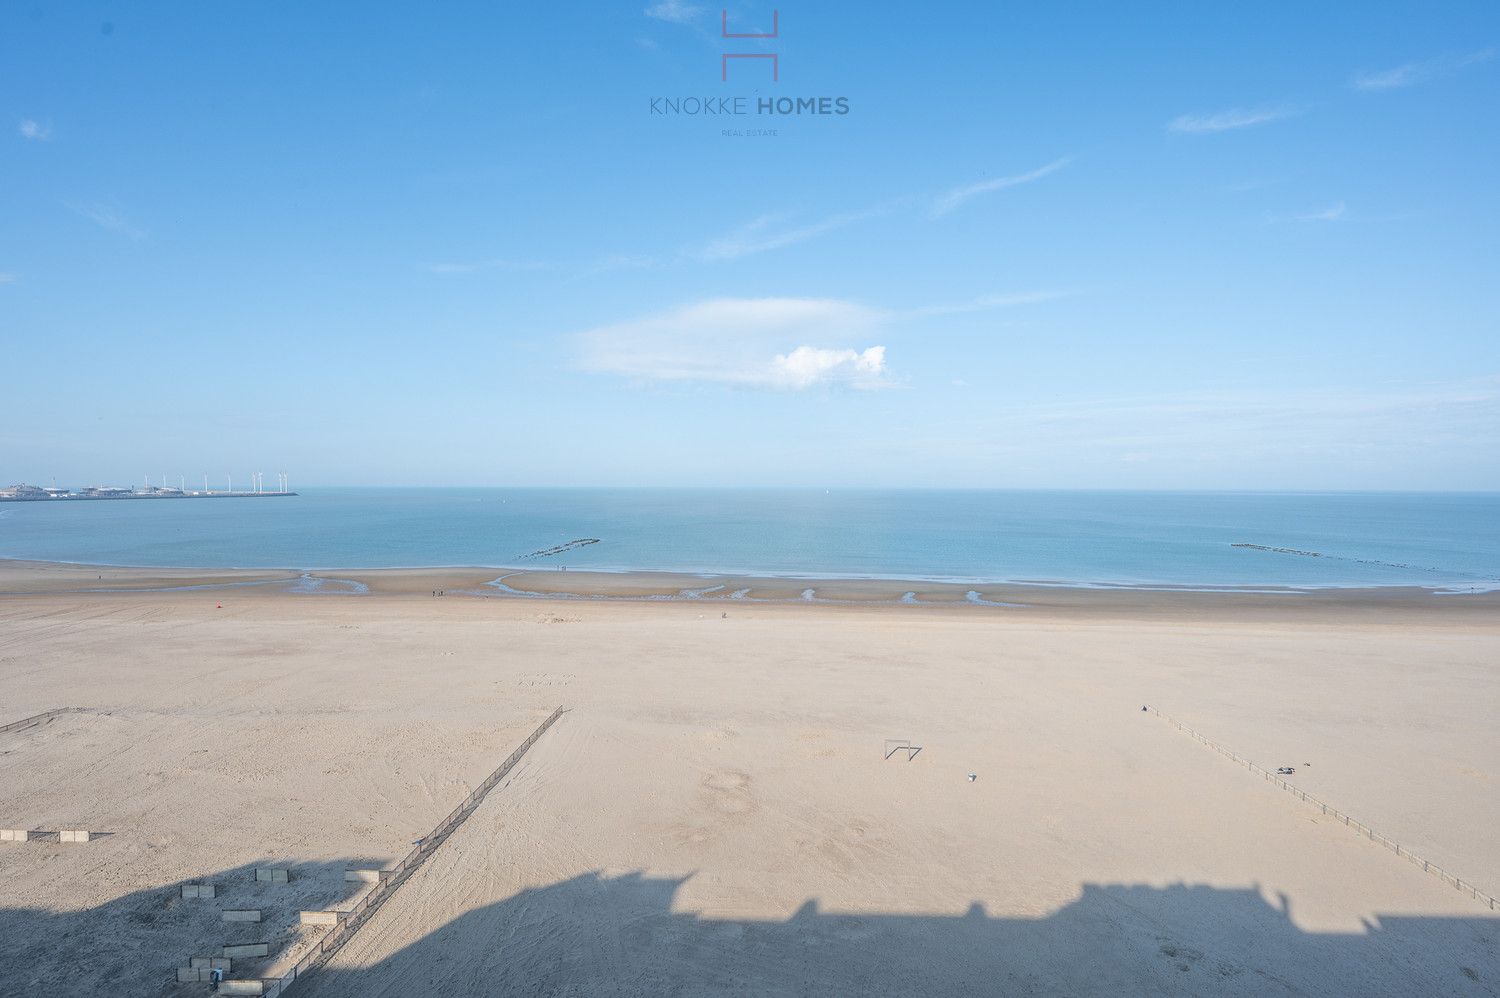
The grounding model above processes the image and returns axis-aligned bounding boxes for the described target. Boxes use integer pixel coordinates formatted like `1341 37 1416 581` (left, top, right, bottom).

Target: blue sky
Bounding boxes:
3 2 1498 489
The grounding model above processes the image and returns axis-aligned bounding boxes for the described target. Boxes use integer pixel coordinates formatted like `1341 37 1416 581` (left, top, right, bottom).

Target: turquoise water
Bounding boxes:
1 489 1497 591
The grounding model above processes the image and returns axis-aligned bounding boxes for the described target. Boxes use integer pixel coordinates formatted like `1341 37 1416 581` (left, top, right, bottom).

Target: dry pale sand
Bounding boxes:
0 562 1496 996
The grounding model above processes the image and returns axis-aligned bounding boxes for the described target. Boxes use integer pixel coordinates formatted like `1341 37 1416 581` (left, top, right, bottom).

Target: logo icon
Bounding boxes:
721 9 778 82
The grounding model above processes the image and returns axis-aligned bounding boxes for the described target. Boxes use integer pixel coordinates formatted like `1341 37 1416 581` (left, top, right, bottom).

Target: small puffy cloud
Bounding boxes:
773 346 886 389
19 119 51 141
1167 105 1301 134
577 297 890 390
1354 49 1493 91
645 0 700 23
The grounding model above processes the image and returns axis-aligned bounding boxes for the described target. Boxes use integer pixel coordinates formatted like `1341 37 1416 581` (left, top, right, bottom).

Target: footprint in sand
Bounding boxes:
702 770 755 815
673 770 756 846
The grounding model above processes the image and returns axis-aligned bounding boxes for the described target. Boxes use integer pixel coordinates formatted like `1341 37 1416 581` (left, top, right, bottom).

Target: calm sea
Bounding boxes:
1 489 1497 591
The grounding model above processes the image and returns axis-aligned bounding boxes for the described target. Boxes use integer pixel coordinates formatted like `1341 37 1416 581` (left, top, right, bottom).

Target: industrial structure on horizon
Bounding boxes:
0 473 296 502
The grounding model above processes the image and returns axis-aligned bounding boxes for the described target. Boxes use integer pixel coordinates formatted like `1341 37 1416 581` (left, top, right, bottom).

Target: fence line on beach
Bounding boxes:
257 705 567 997
0 707 91 735
1146 706 1496 912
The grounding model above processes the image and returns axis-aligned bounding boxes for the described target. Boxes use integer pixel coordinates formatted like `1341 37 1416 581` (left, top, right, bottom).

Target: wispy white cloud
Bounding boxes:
426 261 496 275
423 258 548 275
1225 176 1292 193
19 119 51 141
0 272 17 284
899 376 1500 486
577 297 890 389
1353 48 1494 91
697 207 888 261
425 253 659 279
901 290 1069 318
930 157 1072 217
1023 380 1500 453
580 253 662 275
1299 201 1347 222
67 202 145 239
644 0 700 23
692 162 1066 262
1167 105 1302 134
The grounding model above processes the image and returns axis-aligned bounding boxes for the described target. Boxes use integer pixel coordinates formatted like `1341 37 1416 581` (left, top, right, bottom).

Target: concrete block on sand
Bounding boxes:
218 982 264 996
222 943 269 958
254 867 290 883
191 956 231 970
176 967 212 983
222 909 262 922
181 883 216 899
344 868 384 882
59 829 91 843
299 910 343 926
0 829 34 842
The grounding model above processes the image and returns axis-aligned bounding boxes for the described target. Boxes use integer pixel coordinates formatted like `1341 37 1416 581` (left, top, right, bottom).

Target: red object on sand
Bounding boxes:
216 603 222 609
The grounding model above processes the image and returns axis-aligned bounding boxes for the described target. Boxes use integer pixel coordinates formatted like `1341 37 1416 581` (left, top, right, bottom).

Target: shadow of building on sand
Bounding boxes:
0 858 379 997
289 871 1498 998
0 864 1495 996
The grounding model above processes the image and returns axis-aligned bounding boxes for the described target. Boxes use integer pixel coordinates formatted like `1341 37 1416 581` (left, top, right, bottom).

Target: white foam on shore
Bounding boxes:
287 573 370 595
965 591 1026 607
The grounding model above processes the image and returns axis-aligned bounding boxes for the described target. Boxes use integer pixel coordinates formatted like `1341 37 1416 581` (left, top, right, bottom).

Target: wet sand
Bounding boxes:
4 558 1498 621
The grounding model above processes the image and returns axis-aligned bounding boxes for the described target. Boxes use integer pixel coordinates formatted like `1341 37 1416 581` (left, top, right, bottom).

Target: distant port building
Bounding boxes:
1 478 296 502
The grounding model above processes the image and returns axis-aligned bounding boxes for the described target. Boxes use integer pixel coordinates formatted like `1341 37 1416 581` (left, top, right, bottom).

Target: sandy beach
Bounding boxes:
0 560 1496 995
